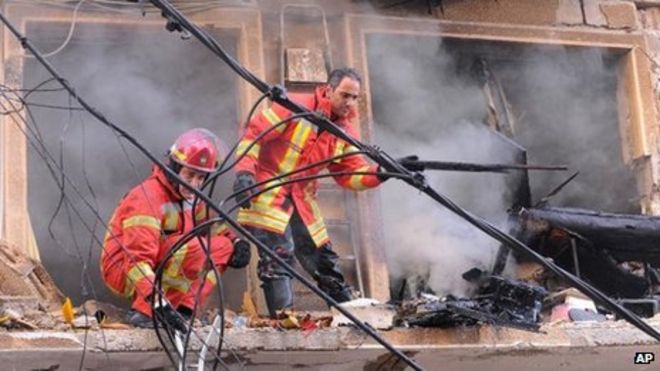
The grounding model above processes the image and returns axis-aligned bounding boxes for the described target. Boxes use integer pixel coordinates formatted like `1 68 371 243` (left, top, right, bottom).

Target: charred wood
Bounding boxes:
397 273 545 331
511 207 660 298
517 207 660 266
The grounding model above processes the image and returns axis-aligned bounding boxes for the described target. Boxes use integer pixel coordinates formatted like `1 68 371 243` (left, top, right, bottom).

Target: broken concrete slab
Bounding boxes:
0 318 658 369
0 295 39 316
0 240 64 311
331 298 395 330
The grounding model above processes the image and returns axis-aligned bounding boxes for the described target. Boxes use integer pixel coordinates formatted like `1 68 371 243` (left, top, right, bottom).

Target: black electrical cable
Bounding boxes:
8 5 658 371
221 149 370 208
150 218 234 369
0 96 121 369
183 235 235 371
204 111 318 187
152 168 411 368
0 89 179 333
226 170 409 214
1 77 59 144
188 194 235 370
183 92 277 359
180 91 263 363
3 78 228 369
146 0 660 347
2 86 96 370
179 99 317 369
215 90 270 173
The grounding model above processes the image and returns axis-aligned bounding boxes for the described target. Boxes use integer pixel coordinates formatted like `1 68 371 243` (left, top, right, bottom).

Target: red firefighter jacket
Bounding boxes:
101 165 234 314
235 86 382 247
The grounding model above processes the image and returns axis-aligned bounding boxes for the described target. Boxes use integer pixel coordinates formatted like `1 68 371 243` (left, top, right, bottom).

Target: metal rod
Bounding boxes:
406 160 568 173
570 238 581 278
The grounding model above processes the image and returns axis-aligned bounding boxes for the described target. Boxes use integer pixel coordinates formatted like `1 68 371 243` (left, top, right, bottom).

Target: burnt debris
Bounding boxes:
397 270 546 331
513 206 660 300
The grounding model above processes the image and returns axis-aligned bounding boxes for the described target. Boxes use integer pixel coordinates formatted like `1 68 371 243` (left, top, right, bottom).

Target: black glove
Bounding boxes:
154 303 188 334
397 155 424 172
228 238 251 268
377 155 423 181
233 171 256 209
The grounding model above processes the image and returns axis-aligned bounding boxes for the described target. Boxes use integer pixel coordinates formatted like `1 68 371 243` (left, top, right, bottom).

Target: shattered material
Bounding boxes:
397 273 546 331
0 240 64 310
514 207 660 298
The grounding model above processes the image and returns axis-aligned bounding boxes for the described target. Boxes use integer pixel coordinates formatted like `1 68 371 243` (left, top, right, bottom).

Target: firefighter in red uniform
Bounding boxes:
232 68 387 316
101 128 251 329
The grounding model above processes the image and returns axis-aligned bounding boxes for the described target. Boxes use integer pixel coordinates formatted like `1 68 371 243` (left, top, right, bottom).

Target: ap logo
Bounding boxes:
634 352 655 364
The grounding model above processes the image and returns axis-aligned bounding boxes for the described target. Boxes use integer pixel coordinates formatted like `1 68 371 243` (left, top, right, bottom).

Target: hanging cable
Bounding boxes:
2 80 233 369
145 0 660 348
4 3 659 371
23 0 86 59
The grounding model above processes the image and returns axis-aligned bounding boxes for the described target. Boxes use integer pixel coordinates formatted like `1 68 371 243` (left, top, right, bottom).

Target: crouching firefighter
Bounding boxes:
101 128 251 330
232 68 399 317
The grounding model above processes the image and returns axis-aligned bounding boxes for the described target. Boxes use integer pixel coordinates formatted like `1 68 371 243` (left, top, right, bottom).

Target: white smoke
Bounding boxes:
22 15 244 306
367 34 517 297
366 34 634 298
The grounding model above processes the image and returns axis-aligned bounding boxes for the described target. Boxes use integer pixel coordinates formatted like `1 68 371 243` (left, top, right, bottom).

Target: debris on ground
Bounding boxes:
0 240 64 311
515 207 660 298
396 270 546 331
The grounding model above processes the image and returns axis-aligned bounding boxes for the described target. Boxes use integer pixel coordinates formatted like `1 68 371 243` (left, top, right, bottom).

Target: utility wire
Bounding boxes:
0 10 427 370
23 0 86 59
2 82 233 369
0 94 117 370
147 0 660 348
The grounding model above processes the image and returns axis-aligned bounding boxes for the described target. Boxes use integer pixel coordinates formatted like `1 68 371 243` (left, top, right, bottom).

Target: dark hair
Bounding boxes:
327 67 362 89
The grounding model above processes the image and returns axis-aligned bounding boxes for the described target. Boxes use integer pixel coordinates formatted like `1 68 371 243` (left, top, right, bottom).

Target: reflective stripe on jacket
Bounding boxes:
236 86 382 247
101 165 234 314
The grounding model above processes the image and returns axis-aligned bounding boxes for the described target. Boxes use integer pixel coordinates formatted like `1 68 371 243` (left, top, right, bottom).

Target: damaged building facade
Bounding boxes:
0 0 659 369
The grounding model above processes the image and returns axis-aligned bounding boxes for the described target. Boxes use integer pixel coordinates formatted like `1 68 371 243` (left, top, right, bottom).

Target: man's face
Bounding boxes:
327 77 360 119
178 166 207 201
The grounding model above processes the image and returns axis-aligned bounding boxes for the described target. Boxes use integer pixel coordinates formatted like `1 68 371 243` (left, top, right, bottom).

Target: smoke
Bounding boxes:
492 46 638 213
366 34 636 297
367 34 517 297
22 17 244 306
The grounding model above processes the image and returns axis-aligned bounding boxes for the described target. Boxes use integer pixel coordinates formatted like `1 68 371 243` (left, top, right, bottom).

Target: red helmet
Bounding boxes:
168 128 221 173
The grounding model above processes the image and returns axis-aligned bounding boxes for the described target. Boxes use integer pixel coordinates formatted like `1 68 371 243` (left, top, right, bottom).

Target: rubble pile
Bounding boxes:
0 240 66 331
396 272 546 331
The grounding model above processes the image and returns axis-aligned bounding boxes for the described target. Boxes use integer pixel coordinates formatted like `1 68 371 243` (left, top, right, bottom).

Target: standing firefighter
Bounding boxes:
233 68 384 316
101 128 250 329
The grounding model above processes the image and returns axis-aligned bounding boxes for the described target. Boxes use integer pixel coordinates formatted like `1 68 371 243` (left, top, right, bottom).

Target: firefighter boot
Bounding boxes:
315 244 355 303
262 277 294 318
317 274 355 303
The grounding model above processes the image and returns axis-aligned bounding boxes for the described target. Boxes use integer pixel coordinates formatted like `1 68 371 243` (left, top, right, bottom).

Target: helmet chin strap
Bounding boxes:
166 156 212 201
165 157 184 197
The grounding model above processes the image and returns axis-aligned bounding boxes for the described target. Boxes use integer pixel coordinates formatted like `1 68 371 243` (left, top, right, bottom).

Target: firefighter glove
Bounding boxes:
153 303 189 334
397 155 424 172
228 238 251 268
377 155 423 181
233 171 256 209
